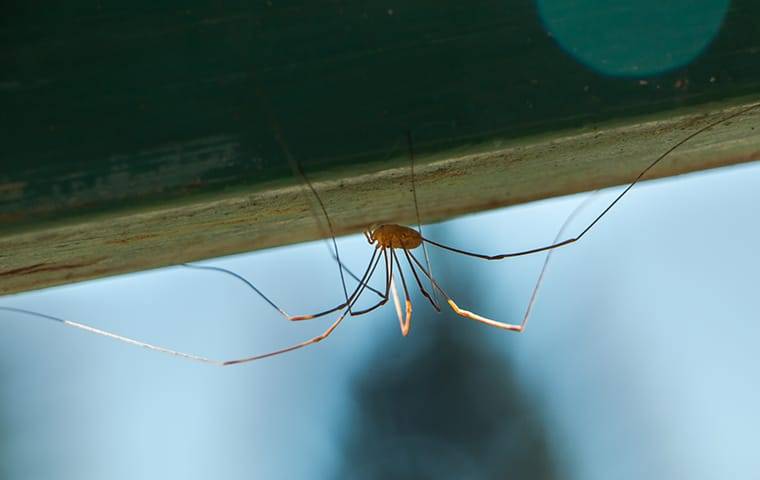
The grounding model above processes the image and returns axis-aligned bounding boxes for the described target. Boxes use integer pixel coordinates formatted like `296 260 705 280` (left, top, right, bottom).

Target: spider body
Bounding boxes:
367 224 422 250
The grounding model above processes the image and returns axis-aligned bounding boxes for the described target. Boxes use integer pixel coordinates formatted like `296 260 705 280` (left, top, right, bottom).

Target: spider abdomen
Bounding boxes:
371 224 422 249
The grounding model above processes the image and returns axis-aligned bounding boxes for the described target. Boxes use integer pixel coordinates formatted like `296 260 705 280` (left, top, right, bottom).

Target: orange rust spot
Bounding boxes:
0 258 105 277
105 233 159 245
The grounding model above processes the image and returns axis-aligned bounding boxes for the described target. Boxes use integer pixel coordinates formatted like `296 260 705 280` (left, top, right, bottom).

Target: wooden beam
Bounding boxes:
2 97 759 295
3 2 760 294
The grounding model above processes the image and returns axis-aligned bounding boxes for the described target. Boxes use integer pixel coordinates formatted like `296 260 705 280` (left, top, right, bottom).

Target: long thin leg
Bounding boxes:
0 306 223 365
290 248 383 320
389 277 404 331
324 247 384 297
519 193 598 330
387 251 405 329
183 247 381 322
406 130 438 306
423 102 760 260
0 249 383 366
223 308 347 366
0 284 362 367
407 251 522 332
223 262 378 365
417 194 598 333
391 250 412 336
253 83 351 310
402 248 441 311
352 248 392 316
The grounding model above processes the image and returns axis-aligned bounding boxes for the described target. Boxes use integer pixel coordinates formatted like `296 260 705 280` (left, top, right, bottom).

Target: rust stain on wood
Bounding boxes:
104 233 159 245
0 258 106 277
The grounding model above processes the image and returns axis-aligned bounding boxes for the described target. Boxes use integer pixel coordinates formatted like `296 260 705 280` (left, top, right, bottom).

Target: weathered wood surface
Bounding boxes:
2 2 760 294
2 98 759 295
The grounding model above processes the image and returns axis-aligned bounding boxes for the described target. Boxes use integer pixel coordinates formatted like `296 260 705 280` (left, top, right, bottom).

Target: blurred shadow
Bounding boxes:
335 242 557 479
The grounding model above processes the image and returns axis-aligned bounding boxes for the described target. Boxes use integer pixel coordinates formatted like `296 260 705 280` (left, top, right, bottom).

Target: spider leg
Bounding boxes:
389 277 404 332
222 253 382 365
351 248 392 316
390 250 412 336
183 246 382 322
423 102 760 261
324 245 384 297
292 248 383 320
402 248 441 311
222 309 347 365
417 188 597 332
0 246 383 366
0 306 223 365
406 130 439 308
407 251 523 332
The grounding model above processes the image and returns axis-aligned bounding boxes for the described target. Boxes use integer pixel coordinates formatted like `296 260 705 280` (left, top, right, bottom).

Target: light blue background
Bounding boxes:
1 160 759 479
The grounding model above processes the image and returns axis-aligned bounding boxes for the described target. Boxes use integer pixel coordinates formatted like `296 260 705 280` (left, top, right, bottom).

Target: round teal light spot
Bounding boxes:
536 0 730 77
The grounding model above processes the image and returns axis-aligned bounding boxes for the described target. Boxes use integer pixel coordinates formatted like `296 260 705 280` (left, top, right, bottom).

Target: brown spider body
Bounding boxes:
367 224 422 250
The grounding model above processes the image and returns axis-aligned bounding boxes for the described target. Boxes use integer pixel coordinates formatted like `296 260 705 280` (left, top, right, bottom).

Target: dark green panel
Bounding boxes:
2 1 759 228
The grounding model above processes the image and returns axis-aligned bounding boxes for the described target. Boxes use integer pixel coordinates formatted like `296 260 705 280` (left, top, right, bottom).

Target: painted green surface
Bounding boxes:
2 1 759 230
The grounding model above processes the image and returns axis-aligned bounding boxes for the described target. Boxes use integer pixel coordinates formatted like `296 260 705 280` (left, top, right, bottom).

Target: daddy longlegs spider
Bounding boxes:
2 102 759 366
